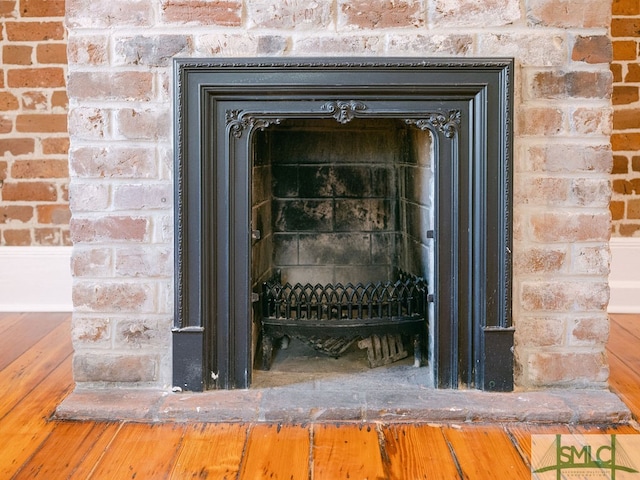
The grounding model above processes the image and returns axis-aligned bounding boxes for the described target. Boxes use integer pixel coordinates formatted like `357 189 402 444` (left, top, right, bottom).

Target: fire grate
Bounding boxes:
259 270 428 369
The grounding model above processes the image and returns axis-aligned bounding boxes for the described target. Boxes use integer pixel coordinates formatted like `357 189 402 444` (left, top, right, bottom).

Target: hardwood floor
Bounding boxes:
0 312 638 479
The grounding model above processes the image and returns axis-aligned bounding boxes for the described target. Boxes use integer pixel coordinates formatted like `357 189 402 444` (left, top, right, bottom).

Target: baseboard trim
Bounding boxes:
0 246 72 312
609 237 640 314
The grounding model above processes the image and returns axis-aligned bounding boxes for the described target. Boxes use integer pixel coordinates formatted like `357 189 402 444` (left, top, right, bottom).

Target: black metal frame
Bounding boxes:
173 58 514 391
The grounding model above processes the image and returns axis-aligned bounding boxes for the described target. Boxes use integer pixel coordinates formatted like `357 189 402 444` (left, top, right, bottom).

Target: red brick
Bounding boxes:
66 0 153 28
529 212 610 242
70 216 149 242
628 199 640 219
613 109 640 130
7 67 65 88
20 0 65 17
514 247 566 274
571 108 611 135
160 0 242 26
612 132 640 150
0 161 6 180
514 317 565 348
633 156 640 171
246 0 332 29
527 351 608 386
612 156 629 174
72 281 155 313
515 176 568 205
610 201 625 220
613 86 639 105
115 246 172 277
51 90 68 109
72 352 157 382
613 179 632 194
115 108 170 140
1 181 57 201
0 91 19 110
569 316 609 346
67 71 154 102
0 205 34 223
613 0 640 15
525 144 612 173
11 159 69 178
521 281 609 312
0 116 12 134
531 71 612 99
15 114 67 133
612 40 636 61
339 0 423 29
611 18 640 38
620 223 640 235
69 146 158 179
115 35 191 67
34 228 63 245
4 21 64 41
36 204 71 224
2 45 32 64
71 248 113 277
431 0 520 27
518 107 564 136
42 136 69 154
624 63 640 82
0 138 34 155
3 229 31 245
572 36 612 64
36 43 67 64
611 63 623 83
21 91 47 111
67 36 109 65
528 0 610 28
0 1 16 17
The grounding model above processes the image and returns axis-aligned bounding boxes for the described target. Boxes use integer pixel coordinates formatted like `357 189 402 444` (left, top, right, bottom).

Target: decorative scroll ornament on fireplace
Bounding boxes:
173 58 514 392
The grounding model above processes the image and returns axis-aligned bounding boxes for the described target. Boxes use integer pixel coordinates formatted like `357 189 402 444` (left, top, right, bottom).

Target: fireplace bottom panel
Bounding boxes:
258 270 428 370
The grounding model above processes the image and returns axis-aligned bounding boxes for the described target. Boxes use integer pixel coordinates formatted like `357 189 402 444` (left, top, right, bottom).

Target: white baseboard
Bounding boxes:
608 237 640 314
0 247 72 312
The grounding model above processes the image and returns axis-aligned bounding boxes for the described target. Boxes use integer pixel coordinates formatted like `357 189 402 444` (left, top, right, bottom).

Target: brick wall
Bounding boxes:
66 0 614 390
611 0 640 236
0 0 70 246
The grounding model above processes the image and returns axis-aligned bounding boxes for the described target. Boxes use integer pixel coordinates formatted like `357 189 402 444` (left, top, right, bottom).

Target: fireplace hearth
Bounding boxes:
172 58 514 392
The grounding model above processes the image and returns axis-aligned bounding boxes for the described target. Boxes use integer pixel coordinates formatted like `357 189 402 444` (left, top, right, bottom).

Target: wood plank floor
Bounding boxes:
0 312 638 479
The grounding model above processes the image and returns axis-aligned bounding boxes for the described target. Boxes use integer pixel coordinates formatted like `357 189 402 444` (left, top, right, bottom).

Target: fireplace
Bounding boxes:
172 58 514 392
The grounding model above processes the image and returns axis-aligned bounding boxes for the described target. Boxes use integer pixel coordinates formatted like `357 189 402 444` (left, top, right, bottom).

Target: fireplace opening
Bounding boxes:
172 58 514 393
250 119 434 385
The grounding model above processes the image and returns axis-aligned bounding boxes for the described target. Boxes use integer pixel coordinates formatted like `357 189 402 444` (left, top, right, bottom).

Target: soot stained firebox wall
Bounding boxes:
251 119 434 374
172 58 514 392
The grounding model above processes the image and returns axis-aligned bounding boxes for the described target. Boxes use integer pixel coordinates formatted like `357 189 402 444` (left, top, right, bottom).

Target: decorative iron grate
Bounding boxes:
262 270 428 322
259 270 428 369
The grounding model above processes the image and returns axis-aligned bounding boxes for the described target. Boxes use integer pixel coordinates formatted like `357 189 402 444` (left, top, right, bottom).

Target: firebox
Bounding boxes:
172 58 514 392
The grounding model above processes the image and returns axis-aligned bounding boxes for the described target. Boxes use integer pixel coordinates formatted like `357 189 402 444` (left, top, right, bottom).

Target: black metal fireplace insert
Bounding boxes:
172 58 514 392
259 269 428 370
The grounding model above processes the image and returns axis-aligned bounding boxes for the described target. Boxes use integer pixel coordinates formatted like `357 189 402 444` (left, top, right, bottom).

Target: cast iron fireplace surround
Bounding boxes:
172 58 514 392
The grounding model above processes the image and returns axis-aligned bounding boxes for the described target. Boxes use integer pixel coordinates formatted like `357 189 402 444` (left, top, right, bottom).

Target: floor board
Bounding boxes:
442 424 532 479
170 423 248 479
88 423 186 479
240 424 310 479
0 312 639 479
382 424 461 479
312 424 387 479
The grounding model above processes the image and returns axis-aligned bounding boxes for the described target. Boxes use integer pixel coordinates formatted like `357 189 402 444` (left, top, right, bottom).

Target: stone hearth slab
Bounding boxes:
56 387 631 425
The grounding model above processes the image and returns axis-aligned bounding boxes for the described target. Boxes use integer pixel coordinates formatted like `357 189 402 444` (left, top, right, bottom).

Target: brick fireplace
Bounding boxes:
67 0 613 399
